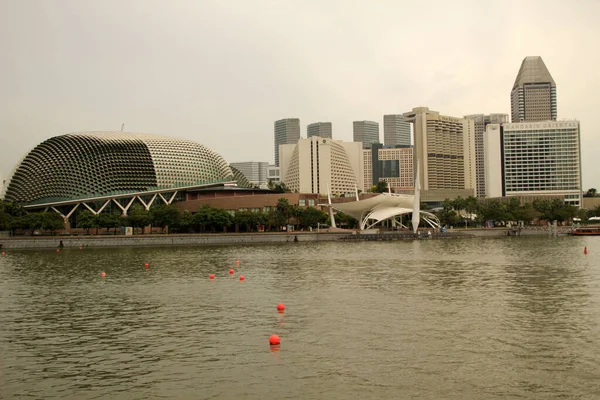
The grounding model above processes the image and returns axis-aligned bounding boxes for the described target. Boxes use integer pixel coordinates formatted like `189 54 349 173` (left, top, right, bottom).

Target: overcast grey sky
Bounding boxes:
1 0 599 189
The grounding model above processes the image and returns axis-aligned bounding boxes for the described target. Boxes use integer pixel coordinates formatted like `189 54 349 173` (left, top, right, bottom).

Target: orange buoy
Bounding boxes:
209 274 215 280
277 303 285 312
79 246 82 250
584 246 588 255
144 263 149 267
229 269 234 275
101 272 106 277
56 249 60 253
269 334 280 345
1 251 5 256
239 275 245 281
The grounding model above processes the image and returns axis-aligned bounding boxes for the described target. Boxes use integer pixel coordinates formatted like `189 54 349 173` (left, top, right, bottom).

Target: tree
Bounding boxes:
276 198 292 227
150 204 181 233
126 204 151 233
98 212 122 234
371 181 388 193
173 210 194 233
77 210 97 234
41 212 65 234
268 181 289 193
464 196 479 216
584 188 597 198
209 208 233 232
298 207 328 229
0 209 12 231
335 211 357 229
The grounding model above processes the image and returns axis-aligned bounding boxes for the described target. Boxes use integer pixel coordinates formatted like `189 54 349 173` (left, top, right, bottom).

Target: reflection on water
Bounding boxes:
1 237 600 399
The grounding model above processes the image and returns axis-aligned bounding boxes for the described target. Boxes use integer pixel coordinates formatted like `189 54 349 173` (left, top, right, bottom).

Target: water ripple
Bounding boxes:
1 237 600 399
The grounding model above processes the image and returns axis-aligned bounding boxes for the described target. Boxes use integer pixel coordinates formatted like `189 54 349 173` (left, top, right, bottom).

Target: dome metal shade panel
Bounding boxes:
4 132 233 204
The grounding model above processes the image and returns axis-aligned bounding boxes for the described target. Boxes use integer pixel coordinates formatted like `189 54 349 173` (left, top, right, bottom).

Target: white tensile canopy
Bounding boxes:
329 192 441 231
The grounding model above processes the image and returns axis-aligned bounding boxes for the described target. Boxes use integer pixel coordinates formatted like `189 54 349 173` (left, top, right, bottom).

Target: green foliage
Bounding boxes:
98 212 123 234
0 201 26 231
150 204 181 232
268 181 289 193
41 212 65 234
584 188 597 197
77 210 98 233
335 211 357 229
370 181 388 193
297 207 328 229
126 204 151 232
532 198 578 222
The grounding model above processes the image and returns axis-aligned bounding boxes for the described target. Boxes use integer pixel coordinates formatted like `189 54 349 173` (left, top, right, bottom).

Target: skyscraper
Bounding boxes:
403 107 476 197
363 143 414 192
353 120 379 148
510 56 557 122
279 137 363 195
274 118 300 167
484 121 582 207
383 114 411 147
464 114 508 197
307 122 332 139
230 161 269 187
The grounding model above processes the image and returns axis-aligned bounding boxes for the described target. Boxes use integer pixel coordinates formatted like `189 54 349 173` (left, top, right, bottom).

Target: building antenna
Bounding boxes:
121 123 125 132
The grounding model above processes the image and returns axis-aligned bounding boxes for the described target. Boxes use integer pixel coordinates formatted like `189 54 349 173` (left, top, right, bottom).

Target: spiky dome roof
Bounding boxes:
3 132 234 204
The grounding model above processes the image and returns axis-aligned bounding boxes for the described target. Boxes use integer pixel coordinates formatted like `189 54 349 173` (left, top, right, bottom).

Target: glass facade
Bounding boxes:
502 121 581 206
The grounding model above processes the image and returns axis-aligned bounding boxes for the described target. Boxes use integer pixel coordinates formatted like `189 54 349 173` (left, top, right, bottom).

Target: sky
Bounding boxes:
1 0 599 189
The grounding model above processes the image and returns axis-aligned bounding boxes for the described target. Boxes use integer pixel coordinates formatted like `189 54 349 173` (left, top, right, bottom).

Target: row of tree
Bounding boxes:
74 199 349 234
0 201 63 234
0 199 358 235
436 196 584 227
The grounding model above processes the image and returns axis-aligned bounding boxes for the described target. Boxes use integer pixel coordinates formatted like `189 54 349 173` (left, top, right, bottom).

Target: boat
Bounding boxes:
570 227 600 236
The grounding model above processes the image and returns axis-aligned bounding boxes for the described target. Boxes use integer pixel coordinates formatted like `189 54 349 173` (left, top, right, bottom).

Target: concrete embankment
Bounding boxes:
0 228 569 250
0 232 352 250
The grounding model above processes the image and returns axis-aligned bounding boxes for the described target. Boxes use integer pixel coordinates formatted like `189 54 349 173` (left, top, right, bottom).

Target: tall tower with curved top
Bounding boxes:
510 56 557 122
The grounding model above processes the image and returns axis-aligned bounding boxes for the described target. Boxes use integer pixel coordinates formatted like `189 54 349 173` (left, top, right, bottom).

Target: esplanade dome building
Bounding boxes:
2 132 239 210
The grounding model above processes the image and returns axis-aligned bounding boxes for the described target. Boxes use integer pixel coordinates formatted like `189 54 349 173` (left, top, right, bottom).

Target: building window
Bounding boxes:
263 206 271 212
308 199 315 206
299 199 306 206
251 208 260 213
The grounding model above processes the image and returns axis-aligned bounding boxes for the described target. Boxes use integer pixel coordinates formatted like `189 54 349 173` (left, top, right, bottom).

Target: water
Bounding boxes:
1 237 600 399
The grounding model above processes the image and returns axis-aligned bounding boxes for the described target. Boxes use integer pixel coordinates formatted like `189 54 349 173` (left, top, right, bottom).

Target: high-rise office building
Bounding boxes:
484 120 582 207
279 137 363 195
383 115 411 147
274 118 300 167
464 114 509 197
403 107 476 198
230 161 269 187
510 56 557 122
363 143 414 192
353 121 379 148
307 122 332 139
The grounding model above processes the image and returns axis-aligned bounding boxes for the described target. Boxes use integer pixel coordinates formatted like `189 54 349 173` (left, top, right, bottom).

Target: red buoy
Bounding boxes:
1 251 5 256
584 246 588 255
277 303 285 312
56 249 60 253
79 247 82 250
229 269 234 275
209 274 215 280
101 272 106 277
144 263 149 267
269 334 280 345
239 275 245 281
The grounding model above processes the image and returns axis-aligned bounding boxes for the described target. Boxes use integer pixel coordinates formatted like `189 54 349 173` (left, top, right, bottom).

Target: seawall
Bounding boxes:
0 228 571 250
0 232 353 250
